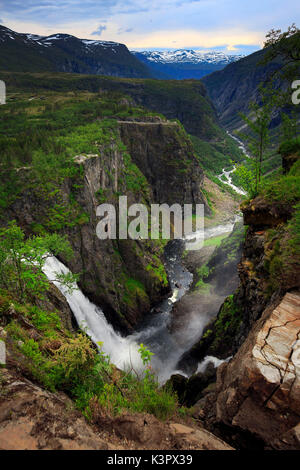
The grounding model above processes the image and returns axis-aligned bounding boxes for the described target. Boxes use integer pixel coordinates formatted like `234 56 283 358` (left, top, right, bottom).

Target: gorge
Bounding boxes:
0 28 299 451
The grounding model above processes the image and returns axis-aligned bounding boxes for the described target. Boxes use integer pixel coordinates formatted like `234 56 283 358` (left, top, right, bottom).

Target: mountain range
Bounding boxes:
0 25 152 78
132 49 244 79
0 24 247 80
202 47 285 131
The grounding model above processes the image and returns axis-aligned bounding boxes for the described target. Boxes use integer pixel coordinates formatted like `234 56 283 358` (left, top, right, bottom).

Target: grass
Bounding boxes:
1 294 178 421
191 133 244 176
203 232 230 247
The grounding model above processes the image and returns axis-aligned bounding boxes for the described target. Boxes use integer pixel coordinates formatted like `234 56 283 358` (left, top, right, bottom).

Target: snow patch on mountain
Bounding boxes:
132 49 244 65
0 26 122 49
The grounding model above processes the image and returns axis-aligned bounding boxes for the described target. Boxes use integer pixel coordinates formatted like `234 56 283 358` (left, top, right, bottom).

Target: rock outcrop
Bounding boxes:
118 118 208 212
241 196 293 227
0 369 109 450
203 292 300 449
0 368 233 450
196 182 300 449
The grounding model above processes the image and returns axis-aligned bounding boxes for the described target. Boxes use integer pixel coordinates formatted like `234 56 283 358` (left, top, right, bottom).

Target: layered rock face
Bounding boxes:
213 292 300 449
118 118 208 212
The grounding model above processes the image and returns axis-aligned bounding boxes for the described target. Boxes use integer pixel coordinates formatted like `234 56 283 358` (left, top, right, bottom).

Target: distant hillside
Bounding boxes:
0 25 153 78
132 49 245 79
0 70 244 174
202 48 283 131
202 33 300 177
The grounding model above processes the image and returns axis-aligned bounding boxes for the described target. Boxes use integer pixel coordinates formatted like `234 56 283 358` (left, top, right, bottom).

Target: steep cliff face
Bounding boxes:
204 292 300 450
202 48 283 131
8 144 164 333
235 194 300 347
198 165 300 448
118 117 208 212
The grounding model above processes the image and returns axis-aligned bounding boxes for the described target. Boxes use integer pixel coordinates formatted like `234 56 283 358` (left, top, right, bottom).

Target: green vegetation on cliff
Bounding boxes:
262 159 300 292
1 294 178 421
191 133 244 175
0 85 172 331
0 70 244 180
187 294 242 361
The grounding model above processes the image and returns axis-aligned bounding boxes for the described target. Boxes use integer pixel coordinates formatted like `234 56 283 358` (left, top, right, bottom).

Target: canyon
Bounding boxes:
0 31 299 450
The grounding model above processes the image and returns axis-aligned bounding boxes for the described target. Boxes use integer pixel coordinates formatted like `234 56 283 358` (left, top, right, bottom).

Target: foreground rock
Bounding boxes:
167 362 217 406
202 291 300 449
0 368 233 450
0 369 108 450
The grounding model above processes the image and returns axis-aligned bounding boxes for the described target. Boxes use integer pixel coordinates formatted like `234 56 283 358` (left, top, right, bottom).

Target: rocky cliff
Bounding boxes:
202 48 283 131
7 115 207 333
197 158 300 448
118 118 208 211
202 292 300 449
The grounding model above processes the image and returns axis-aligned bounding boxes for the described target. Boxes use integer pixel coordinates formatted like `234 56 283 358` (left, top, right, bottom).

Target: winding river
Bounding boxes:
217 131 250 196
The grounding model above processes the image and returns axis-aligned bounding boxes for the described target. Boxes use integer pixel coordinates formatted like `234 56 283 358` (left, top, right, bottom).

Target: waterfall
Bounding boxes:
43 221 239 383
43 254 195 383
43 257 143 371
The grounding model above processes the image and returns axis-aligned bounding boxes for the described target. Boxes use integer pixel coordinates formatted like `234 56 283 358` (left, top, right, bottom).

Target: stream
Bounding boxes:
217 132 250 196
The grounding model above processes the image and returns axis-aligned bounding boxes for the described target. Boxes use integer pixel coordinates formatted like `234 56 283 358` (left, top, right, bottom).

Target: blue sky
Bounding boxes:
0 0 299 54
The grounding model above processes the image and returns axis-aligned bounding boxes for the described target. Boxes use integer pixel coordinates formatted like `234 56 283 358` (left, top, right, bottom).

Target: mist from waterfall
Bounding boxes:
43 220 238 383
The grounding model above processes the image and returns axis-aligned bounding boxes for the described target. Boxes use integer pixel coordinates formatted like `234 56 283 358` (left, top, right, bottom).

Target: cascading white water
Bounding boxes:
43 220 239 383
43 257 143 372
218 165 247 195
227 131 251 158
196 355 231 374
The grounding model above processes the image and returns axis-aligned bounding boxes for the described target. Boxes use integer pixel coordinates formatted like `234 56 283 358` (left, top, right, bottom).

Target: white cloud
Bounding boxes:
1 0 298 49
91 25 107 36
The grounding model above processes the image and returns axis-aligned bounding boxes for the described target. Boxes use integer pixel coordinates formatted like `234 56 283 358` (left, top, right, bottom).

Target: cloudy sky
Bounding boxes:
0 0 299 54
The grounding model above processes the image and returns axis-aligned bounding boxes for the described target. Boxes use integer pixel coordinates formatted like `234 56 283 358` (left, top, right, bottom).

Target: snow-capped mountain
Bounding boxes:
132 49 244 64
0 25 152 78
0 26 122 49
132 49 245 79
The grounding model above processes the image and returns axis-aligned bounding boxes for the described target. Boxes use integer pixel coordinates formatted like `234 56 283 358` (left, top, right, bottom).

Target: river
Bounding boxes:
217 131 250 196
43 219 239 383
43 133 249 382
